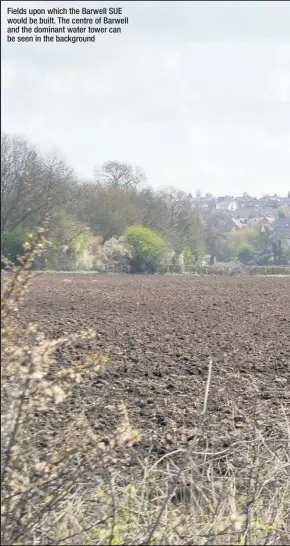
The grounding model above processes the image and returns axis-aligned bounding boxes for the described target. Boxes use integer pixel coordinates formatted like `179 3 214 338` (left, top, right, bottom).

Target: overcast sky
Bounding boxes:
1 1 290 197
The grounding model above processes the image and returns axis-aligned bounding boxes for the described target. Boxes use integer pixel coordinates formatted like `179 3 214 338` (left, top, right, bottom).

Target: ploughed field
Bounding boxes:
19 274 290 457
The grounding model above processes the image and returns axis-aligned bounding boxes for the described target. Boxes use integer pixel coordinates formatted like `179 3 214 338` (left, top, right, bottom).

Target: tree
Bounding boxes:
272 242 278 262
1 134 77 240
95 161 146 190
237 243 254 265
1 134 42 237
203 210 233 264
137 187 168 232
253 252 271 265
1 227 32 264
205 227 223 265
124 225 169 273
74 183 140 244
157 187 204 255
284 243 290 263
276 239 286 265
258 228 275 255
43 213 96 270
230 228 259 252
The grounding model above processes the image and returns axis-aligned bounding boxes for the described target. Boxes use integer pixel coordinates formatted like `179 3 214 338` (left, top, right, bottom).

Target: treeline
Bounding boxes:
1 133 289 271
1 133 206 270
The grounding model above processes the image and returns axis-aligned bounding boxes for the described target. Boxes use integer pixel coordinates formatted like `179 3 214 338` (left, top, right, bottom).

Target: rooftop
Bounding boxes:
275 217 290 229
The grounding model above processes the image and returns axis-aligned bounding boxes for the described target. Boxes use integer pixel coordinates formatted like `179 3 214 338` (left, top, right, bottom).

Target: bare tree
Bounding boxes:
95 161 146 190
1 134 77 239
137 187 168 232
1 134 42 235
203 210 233 264
157 187 204 253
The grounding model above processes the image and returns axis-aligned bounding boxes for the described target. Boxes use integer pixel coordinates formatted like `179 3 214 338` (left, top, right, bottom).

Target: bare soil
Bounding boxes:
18 274 290 460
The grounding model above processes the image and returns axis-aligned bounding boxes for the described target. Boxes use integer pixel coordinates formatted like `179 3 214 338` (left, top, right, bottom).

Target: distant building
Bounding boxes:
259 207 280 218
212 216 240 233
216 198 238 212
188 197 216 210
258 195 281 208
231 218 251 230
236 196 259 209
247 217 275 232
275 217 290 239
230 217 275 232
280 197 290 208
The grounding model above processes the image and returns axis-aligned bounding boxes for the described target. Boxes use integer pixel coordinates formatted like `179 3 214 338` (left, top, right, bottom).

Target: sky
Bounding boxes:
1 1 290 197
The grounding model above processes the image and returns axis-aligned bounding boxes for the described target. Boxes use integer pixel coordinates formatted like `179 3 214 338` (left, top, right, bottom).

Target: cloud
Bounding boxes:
1 1 290 195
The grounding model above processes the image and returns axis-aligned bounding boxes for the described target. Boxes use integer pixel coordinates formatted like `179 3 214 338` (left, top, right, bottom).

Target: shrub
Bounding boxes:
230 228 259 252
182 263 245 276
1 227 33 264
102 237 134 272
183 246 194 266
1 232 140 544
254 253 271 266
124 225 169 273
246 265 290 275
237 243 254 265
183 246 204 265
44 216 97 270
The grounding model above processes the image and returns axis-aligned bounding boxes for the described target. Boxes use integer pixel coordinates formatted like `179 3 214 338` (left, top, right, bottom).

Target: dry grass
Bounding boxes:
1 237 290 545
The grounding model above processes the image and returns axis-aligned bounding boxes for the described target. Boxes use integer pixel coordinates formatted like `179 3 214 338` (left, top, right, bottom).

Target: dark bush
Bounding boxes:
1 228 32 264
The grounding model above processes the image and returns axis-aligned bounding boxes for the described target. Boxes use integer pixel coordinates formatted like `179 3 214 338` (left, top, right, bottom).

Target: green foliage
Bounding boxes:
237 243 254 265
1 227 34 264
70 228 92 263
230 228 259 252
183 246 204 266
183 246 193 266
124 225 169 273
44 215 94 270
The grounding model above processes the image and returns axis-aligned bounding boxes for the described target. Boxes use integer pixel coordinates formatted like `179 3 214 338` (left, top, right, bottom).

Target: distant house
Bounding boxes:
215 217 240 233
232 208 259 219
275 217 290 239
259 207 280 218
236 197 259 209
187 197 203 209
230 217 275 232
258 195 281 209
247 217 275 232
231 218 249 230
189 197 216 210
216 198 238 212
